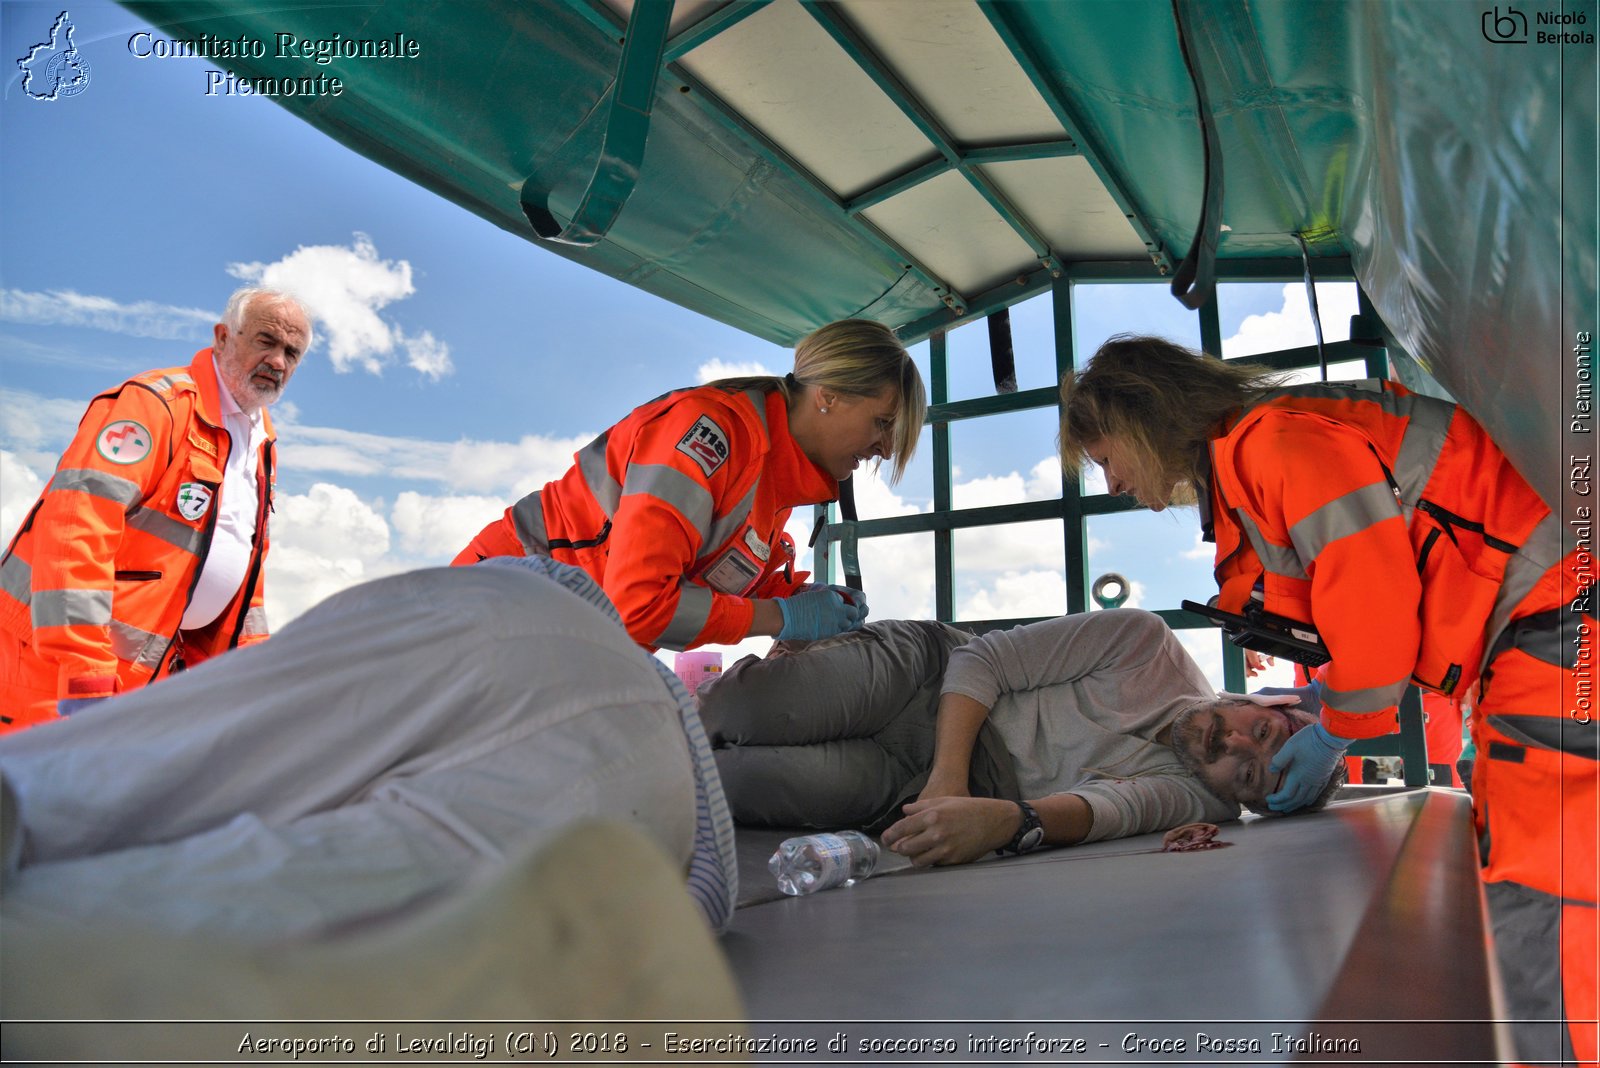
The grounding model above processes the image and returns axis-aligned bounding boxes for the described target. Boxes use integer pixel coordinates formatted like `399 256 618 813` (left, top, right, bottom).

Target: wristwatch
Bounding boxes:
998 799 1045 855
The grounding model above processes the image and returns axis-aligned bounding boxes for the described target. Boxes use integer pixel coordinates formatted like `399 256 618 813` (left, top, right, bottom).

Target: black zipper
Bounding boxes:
227 444 273 648
1415 527 1441 572
1416 499 1516 553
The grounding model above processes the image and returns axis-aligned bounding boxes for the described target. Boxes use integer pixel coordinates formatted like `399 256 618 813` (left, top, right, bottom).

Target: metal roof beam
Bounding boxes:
663 0 772 63
844 156 950 215
978 0 1173 275
963 140 1080 165
845 138 1080 215
899 262 1056 344
562 0 968 315
803 2 1060 269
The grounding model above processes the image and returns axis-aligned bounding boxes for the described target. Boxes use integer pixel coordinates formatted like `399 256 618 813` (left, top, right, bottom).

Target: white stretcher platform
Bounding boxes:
724 788 1506 1063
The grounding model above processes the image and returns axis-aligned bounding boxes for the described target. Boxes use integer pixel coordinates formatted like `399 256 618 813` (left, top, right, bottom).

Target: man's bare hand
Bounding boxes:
882 796 1017 866
1243 649 1274 677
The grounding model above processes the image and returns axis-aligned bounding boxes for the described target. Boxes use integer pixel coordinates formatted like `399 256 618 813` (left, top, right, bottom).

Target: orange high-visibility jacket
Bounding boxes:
454 384 834 649
0 350 275 716
1204 379 1553 740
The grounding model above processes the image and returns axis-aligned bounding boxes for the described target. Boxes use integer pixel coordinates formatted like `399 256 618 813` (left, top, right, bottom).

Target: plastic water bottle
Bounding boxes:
768 831 880 896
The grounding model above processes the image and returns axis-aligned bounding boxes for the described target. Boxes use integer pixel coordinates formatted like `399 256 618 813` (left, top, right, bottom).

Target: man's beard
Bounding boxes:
226 363 283 411
1167 703 1209 781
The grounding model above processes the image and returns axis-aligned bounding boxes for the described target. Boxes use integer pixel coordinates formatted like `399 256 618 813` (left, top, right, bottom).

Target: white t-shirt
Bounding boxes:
180 362 265 630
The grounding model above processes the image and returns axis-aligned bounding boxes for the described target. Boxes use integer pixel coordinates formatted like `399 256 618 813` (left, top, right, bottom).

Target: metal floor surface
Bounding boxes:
723 789 1505 1063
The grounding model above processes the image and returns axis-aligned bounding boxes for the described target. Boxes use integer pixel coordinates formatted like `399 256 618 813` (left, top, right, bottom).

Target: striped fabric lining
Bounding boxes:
477 555 738 931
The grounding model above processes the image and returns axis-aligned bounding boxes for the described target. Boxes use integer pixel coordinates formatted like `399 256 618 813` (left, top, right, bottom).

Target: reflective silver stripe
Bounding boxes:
1483 512 1564 668
1390 393 1455 501
656 583 715 650
577 433 621 517
30 588 112 629
1261 383 1456 502
1236 509 1307 579
127 506 204 555
50 468 142 509
509 490 551 555
623 463 714 542
1488 713 1599 760
1322 678 1409 714
1265 380 1385 404
146 372 193 394
1507 613 1576 669
742 388 770 435
706 483 759 555
1288 481 1402 563
0 556 31 605
110 619 168 671
240 606 269 637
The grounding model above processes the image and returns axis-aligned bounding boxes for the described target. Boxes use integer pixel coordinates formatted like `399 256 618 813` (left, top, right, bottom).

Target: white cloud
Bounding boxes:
274 421 590 498
0 288 216 340
1224 282 1360 357
1181 529 1214 560
1025 456 1064 500
399 330 452 380
959 570 1067 620
0 451 45 547
228 233 453 379
264 545 384 629
0 389 90 455
390 491 507 560
263 483 395 624
696 358 775 383
442 434 591 497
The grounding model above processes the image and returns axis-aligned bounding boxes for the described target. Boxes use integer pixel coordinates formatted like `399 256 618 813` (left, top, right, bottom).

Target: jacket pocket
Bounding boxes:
1410 510 1498 693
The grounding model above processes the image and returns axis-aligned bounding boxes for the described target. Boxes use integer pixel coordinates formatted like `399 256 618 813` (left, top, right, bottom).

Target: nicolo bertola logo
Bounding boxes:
126 26 421 98
1482 4 1594 43
16 10 91 101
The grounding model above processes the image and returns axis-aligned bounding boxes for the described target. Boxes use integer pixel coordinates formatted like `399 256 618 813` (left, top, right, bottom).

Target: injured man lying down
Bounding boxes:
700 608 1344 866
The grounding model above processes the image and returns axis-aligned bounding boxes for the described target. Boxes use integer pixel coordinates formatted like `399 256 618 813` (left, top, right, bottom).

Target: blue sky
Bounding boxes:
0 0 1356 685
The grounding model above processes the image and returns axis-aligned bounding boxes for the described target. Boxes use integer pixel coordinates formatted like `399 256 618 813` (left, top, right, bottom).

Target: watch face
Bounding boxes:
1019 826 1045 852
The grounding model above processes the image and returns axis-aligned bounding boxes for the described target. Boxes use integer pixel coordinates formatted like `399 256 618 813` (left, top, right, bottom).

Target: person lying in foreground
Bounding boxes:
699 608 1344 866
0 557 737 940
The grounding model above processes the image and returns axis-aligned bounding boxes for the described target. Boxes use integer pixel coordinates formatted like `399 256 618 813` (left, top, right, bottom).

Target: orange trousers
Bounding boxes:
1474 551 1596 1066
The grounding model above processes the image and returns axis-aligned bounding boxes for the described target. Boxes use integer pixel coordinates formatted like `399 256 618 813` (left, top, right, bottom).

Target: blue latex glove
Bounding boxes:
822 584 868 624
1267 720 1352 813
57 695 108 717
1252 683 1323 718
777 586 867 640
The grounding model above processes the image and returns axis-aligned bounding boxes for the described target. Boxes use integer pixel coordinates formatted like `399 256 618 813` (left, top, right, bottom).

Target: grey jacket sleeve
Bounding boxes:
941 609 1186 706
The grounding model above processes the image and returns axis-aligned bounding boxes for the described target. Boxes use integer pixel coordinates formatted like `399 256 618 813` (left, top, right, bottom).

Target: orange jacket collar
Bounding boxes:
763 388 836 507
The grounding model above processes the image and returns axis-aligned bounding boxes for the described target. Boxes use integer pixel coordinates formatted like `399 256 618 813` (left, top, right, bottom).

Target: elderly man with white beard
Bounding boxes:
0 286 312 731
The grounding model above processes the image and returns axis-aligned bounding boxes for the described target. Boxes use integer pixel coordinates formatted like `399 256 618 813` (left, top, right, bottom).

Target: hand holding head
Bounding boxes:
1168 695 1346 814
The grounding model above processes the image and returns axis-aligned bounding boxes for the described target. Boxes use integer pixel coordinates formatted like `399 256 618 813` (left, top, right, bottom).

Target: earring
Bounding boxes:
819 406 829 414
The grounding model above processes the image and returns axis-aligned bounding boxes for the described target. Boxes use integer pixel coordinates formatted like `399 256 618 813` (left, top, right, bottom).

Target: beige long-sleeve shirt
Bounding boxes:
942 608 1240 841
